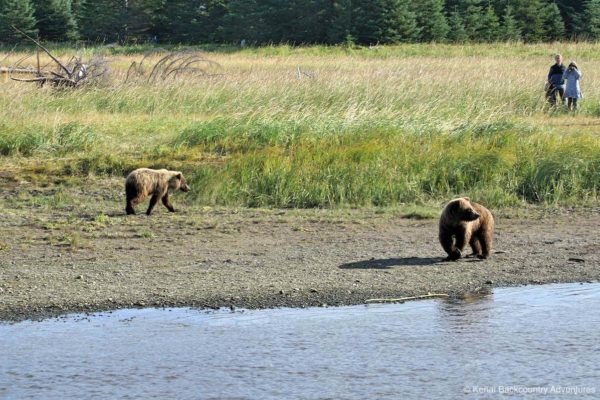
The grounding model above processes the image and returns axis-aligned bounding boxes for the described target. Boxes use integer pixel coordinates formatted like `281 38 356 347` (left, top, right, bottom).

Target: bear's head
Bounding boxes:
169 172 191 192
446 197 480 222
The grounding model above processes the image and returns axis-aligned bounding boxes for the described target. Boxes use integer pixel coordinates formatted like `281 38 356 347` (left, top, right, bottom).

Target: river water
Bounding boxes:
1 283 600 399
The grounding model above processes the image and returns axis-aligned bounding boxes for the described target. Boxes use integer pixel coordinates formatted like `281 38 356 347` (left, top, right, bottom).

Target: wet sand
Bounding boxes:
1 182 599 321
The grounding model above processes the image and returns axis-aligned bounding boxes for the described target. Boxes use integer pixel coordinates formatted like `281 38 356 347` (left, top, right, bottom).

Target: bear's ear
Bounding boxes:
176 172 182 180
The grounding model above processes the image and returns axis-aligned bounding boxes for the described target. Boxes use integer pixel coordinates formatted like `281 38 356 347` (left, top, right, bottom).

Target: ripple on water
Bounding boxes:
1 283 600 399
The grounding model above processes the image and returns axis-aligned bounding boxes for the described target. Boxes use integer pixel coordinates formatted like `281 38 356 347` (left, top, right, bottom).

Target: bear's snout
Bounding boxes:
468 212 480 221
181 184 191 192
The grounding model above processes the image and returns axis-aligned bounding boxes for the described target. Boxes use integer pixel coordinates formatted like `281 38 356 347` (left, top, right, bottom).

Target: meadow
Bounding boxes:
1 42 599 209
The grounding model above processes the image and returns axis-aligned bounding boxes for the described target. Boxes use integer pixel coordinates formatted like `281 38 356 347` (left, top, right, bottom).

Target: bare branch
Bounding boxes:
11 25 72 78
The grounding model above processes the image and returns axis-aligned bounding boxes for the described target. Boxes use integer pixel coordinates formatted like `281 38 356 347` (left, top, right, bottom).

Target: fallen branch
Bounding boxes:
12 25 71 77
0 67 47 74
365 293 449 304
7 25 109 87
125 50 221 84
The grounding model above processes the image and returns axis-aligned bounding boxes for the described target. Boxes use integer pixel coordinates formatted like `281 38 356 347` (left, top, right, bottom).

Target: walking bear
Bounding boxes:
125 168 190 215
439 197 494 261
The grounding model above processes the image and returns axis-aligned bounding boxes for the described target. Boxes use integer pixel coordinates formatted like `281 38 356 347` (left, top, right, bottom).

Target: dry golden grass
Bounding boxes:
1 43 599 207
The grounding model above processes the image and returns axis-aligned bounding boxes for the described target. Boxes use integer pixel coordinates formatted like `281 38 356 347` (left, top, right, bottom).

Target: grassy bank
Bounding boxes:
1 43 599 208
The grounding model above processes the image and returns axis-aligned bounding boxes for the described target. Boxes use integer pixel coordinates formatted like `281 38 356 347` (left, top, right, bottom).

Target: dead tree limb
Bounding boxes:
7 26 108 87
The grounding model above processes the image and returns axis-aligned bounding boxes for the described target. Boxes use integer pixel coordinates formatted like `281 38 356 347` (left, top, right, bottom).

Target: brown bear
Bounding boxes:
125 168 190 215
439 197 494 261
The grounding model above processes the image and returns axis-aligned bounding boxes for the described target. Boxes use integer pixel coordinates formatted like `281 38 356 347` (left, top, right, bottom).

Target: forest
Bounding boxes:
1 0 600 45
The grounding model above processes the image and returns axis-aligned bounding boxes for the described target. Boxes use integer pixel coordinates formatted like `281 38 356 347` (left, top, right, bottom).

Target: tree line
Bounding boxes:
1 0 600 45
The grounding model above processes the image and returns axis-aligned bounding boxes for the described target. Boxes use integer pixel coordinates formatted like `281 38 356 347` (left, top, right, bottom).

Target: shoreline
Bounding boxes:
1 196 599 322
3 280 600 323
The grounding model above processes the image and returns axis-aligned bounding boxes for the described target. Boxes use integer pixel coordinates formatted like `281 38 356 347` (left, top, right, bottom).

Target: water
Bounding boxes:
1 283 600 399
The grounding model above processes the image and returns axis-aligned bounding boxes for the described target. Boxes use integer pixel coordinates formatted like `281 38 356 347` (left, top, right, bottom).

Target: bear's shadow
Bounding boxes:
339 257 444 269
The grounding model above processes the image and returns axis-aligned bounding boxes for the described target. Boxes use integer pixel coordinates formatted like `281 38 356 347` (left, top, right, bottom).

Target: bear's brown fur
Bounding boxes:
125 168 190 215
439 197 494 261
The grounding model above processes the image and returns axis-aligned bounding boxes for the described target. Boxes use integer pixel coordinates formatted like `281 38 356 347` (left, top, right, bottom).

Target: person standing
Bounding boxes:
547 54 566 106
563 61 582 111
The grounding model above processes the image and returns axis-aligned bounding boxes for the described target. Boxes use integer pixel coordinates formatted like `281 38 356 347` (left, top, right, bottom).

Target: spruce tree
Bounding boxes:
78 0 123 42
554 0 582 37
512 0 545 42
34 0 79 41
222 0 264 44
157 0 202 43
326 0 352 44
123 0 164 42
447 8 468 43
577 0 600 40
543 1 566 41
501 5 522 41
381 0 419 43
351 0 385 45
414 0 450 42
0 0 38 42
259 0 328 44
478 3 501 42
71 0 85 21
463 1 483 41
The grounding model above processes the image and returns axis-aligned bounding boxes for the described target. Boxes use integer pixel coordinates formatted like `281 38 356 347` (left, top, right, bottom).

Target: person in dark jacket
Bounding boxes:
547 54 566 106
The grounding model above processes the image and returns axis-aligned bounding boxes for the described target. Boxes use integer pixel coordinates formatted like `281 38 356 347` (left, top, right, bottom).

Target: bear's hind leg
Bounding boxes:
478 229 493 259
469 236 482 257
146 192 160 216
125 183 138 215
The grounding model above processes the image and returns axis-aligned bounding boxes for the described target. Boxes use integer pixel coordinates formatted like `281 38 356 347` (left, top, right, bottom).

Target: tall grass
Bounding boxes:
1 43 599 207
0 122 96 156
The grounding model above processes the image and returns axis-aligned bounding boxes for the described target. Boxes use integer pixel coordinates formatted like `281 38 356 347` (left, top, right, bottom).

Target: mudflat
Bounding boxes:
1 180 599 321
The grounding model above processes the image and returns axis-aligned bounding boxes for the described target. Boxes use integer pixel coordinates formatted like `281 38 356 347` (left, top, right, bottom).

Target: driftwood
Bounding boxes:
5 26 108 87
0 67 43 74
3 28 220 87
124 49 221 83
365 293 449 304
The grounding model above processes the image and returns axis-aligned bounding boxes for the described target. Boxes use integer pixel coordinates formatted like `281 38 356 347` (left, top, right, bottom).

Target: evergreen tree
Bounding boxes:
258 0 328 44
222 0 264 44
447 8 468 42
0 0 590 45
543 1 566 41
34 0 78 41
78 0 123 42
351 0 385 44
463 1 483 41
0 0 38 42
385 0 420 43
501 4 522 41
156 0 203 43
414 0 450 42
478 3 501 42
554 0 583 37
123 0 164 42
577 0 600 39
512 0 545 42
326 0 352 44
71 0 86 26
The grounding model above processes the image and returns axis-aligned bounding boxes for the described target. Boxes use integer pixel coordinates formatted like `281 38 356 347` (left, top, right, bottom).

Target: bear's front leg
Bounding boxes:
440 228 461 261
126 201 136 215
453 226 471 255
162 193 176 212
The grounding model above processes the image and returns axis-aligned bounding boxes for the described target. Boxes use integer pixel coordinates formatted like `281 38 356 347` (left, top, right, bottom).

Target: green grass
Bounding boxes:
183 123 599 207
1 43 599 209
